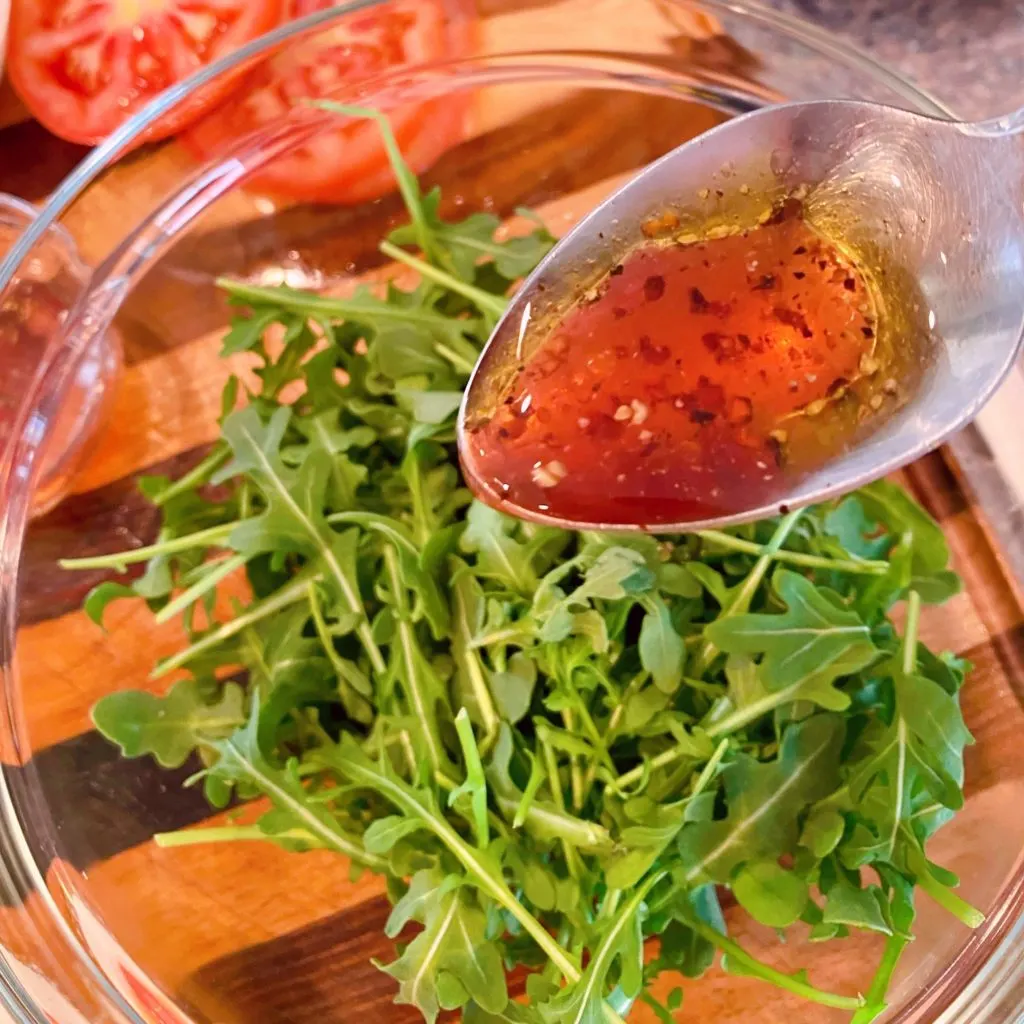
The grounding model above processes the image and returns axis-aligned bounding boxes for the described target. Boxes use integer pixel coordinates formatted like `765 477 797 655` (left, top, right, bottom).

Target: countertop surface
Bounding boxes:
766 0 1024 119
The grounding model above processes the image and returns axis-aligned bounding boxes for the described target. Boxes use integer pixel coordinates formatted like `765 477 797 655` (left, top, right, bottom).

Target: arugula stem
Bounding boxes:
453 707 490 848
307 583 373 712
586 874 665 1024
155 824 310 847
848 933 909 1024
563 674 616 778
540 731 584 880
150 446 229 506
152 571 321 678
399 731 419 777
597 888 622 921
400 450 437 549
903 590 921 675
562 709 585 812
693 509 803 675
308 102 439 265
238 479 253 520
690 738 729 796
604 674 645 742
683 917 865 1010
383 546 446 775
583 673 645 795
606 744 692 796
217 279 475 355
500 794 612 852
451 579 500 741
913 857 985 928
468 626 532 650
433 340 478 375
695 529 889 575
380 240 508 319
512 753 546 829
705 676 815 738
154 553 248 625
59 522 237 571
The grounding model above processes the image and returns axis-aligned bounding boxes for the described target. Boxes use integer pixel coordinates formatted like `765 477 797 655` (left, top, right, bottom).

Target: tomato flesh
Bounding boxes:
8 0 286 146
182 0 474 205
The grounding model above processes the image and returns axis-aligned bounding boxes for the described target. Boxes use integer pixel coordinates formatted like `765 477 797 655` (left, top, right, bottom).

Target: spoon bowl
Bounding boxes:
459 99 1024 531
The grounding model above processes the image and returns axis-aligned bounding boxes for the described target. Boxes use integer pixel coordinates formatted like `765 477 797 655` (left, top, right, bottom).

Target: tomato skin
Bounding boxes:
182 0 475 205
7 0 287 147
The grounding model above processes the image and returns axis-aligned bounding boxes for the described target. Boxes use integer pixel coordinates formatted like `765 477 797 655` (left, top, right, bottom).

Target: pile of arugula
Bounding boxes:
65 104 982 1024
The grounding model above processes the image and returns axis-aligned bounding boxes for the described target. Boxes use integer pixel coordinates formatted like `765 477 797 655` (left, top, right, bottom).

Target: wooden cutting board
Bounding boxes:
1 3 1023 1023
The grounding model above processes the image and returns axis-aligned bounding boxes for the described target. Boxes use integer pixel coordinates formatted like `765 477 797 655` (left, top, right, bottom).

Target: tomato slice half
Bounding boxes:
182 0 474 205
8 0 287 147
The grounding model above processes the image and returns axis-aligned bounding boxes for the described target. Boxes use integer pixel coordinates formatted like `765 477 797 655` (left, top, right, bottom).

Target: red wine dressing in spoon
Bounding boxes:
461 199 901 527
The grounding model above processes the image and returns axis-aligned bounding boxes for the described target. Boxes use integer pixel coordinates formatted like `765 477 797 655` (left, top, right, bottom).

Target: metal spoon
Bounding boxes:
458 99 1024 531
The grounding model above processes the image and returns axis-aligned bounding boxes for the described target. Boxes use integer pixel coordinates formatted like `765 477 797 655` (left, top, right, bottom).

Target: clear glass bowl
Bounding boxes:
0 3 1022 1023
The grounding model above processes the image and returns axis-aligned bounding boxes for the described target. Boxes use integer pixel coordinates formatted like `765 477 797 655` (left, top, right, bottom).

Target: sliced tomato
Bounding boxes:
7 0 287 147
182 0 474 205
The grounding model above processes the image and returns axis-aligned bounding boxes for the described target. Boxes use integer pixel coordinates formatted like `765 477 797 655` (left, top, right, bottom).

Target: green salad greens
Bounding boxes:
64 104 982 1024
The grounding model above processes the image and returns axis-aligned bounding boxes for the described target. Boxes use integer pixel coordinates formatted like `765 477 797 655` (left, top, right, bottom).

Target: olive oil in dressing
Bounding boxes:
461 197 916 527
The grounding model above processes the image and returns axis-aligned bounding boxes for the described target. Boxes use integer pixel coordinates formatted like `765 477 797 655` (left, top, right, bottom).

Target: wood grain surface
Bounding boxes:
0 3 1022 1024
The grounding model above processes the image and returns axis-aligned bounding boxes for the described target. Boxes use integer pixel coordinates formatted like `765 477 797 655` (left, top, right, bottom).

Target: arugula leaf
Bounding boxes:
389 190 555 283
464 1001 543 1023
855 480 949 576
677 714 845 884
461 502 537 593
378 881 508 1021
200 705 387 870
486 725 613 854
652 885 725 980
822 880 892 935
844 594 972 869
799 807 845 859
707 569 877 691
732 861 809 928
638 597 685 694
449 707 490 847
83 581 137 627
490 651 538 724
92 679 245 768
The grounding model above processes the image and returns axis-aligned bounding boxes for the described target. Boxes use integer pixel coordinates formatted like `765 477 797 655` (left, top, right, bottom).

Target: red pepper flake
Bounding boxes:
638 334 671 364
644 275 666 301
690 286 710 313
774 306 814 339
726 395 754 426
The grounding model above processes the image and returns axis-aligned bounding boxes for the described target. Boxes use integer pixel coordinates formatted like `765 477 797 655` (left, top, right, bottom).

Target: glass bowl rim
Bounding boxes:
0 0 953 295
1 5 1013 1024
